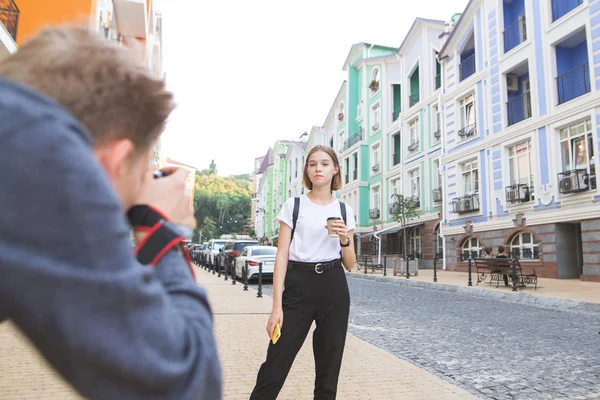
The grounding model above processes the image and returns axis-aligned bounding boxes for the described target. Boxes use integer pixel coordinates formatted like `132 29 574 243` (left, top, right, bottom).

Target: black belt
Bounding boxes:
287 259 341 274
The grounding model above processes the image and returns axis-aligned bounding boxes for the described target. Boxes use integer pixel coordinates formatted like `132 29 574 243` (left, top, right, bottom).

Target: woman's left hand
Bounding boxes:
324 220 349 242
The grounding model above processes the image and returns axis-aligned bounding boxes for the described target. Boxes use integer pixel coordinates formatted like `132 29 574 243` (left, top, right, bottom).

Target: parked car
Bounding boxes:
206 239 227 267
221 240 260 271
190 245 203 261
198 242 209 264
234 246 277 280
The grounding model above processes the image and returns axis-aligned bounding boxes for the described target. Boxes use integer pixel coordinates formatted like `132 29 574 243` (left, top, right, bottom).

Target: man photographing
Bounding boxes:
0 26 221 399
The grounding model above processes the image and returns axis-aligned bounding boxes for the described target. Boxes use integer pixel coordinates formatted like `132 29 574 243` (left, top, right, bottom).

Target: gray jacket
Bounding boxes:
0 77 221 399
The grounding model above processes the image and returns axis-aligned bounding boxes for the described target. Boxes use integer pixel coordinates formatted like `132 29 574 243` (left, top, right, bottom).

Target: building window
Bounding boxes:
458 94 476 140
462 159 479 195
461 236 482 260
506 141 534 202
510 231 539 260
369 68 380 93
344 158 350 184
371 143 381 174
370 185 381 219
389 177 401 215
338 130 345 153
295 157 298 178
352 152 358 181
338 102 345 122
408 168 421 206
558 119 596 193
408 118 420 153
432 104 441 144
371 102 381 133
409 227 422 259
391 132 401 166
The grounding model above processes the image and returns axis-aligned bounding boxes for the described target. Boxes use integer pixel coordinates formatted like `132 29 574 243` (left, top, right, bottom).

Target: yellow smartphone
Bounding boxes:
271 323 281 345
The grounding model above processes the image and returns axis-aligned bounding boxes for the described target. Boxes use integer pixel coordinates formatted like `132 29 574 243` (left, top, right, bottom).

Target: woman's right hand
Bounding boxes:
266 306 283 338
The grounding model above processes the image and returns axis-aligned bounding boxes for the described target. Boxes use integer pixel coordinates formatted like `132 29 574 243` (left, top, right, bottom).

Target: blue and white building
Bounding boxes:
438 0 600 281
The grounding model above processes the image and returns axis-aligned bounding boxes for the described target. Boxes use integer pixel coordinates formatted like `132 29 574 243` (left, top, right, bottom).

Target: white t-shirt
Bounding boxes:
276 194 356 262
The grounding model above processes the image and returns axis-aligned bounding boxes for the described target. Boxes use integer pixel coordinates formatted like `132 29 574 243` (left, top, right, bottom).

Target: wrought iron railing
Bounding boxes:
369 208 380 220
503 15 527 53
453 194 480 213
552 0 583 22
457 123 477 140
557 62 590 104
409 89 419 107
371 164 381 173
408 141 419 153
433 129 441 141
389 203 398 215
432 187 443 202
0 0 19 41
557 168 593 194
505 183 531 203
392 105 401 121
509 247 540 260
459 53 476 81
507 91 532 126
343 127 363 151
409 196 421 208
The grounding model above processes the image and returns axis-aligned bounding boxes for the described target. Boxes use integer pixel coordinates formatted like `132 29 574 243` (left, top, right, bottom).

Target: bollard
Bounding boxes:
511 257 518 292
468 255 473 286
433 255 438 283
406 256 410 279
257 262 263 298
224 257 229 281
243 260 249 291
232 260 237 285
383 256 387 277
364 257 367 274
217 257 221 278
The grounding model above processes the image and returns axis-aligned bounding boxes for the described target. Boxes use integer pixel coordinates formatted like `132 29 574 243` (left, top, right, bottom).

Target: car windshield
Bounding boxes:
213 242 226 250
252 248 277 256
235 242 259 250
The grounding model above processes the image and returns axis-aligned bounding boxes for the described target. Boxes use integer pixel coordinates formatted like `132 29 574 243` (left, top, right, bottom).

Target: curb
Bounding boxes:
347 273 600 316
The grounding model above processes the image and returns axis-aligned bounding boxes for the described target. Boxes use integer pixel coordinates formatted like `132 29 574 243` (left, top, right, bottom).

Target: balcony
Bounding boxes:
0 0 19 41
457 123 477 140
557 62 590 105
343 127 363 151
407 141 419 153
505 183 531 203
392 106 401 122
432 187 443 202
409 89 419 107
507 91 532 126
557 168 594 194
452 194 480 213
503 15 527 53
409 196 421 208
459 54 476 81
552 0 583 22
370 208 381 219
389 203 399 215
392 151 401 166
371 164 381 174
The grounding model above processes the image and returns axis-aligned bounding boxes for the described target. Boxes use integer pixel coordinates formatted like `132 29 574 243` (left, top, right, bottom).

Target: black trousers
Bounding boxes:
250 264 350 400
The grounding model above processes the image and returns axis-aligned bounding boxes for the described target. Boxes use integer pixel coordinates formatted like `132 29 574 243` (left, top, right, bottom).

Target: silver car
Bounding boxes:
234 246 277 280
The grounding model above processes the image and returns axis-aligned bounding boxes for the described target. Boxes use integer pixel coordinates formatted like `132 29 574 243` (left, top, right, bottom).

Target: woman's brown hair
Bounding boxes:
302 145 342 191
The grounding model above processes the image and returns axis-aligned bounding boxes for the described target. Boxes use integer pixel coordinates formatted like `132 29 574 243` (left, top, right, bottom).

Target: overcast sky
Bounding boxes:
158 0 468 176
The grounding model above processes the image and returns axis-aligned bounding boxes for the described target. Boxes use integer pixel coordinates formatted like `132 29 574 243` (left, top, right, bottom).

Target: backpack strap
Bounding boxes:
339 202 347 226
290 196 300 242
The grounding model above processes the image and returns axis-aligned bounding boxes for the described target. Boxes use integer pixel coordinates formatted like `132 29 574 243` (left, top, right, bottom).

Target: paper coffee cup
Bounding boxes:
327 217 342 238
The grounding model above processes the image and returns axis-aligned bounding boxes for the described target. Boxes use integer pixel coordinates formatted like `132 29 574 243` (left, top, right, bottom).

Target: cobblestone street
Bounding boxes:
259 272 600 400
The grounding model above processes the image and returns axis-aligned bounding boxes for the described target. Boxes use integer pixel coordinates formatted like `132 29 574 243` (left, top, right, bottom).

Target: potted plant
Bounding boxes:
369 80 379 92
338 112 344 121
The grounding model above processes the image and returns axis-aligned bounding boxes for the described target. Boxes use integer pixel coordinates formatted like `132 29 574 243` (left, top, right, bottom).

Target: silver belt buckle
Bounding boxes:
314 263 324 274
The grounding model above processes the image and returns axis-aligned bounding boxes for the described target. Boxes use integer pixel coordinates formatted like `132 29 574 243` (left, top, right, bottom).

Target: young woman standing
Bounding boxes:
250 145 356 400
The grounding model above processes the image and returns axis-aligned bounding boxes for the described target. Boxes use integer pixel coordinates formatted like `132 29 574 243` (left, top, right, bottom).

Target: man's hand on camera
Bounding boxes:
135 167 196 230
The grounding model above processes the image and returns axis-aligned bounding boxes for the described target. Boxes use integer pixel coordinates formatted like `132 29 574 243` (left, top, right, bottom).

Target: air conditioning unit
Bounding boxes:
463 198 472 210
508 190 518 202
560 174 585 193
507 74 519 92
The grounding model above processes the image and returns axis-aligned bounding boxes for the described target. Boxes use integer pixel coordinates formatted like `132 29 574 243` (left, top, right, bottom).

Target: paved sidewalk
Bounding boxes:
353 264 600 304
198 266 477 400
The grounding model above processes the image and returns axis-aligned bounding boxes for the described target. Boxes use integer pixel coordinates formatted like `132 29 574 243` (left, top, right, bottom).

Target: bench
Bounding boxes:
356 254 383 273
473 258 537 290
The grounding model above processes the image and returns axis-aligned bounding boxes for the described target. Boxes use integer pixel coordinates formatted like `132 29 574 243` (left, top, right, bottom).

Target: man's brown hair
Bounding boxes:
0 26 174 153
303 145 342 191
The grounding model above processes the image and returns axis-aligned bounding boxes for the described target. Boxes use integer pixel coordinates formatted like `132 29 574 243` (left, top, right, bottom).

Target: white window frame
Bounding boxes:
461 159 479 195
458 93 476 141
371 184 381 214
462 237 482 260
370 67 380 96
338 130 345 154
507 140 535 201
408 117 420 153
370 101 381 134
370 142 381 175
510 231 539 260
408 167 421 203
432 104 441 144
391 132 401 167
352 151 359 182
433 159 441 189
409 227 423 258
558 119 596 190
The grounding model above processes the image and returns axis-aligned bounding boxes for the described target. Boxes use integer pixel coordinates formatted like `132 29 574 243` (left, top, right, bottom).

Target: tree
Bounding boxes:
209 160 217 174
391 194 419 267
201 216 216 240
